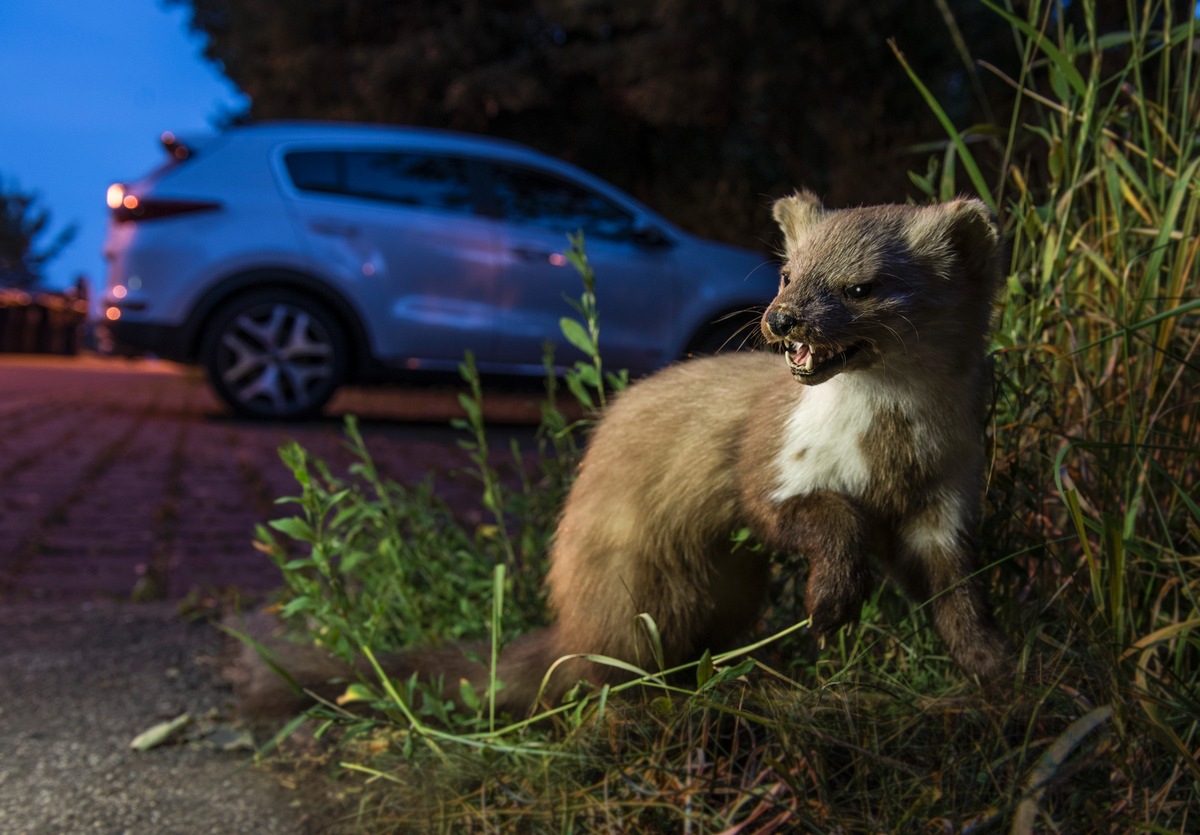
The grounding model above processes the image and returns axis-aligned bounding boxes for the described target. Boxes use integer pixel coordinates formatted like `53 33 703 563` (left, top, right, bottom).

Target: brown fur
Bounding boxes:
237 191 1010 717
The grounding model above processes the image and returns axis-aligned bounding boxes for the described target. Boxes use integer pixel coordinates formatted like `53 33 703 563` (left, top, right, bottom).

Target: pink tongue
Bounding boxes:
790 344 811 364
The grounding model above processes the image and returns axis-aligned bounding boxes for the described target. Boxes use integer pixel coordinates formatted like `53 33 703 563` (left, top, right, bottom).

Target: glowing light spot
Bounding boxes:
362 262 376 276
111 285 127 299
106 184 125 209
106 307 121 321
549 253 567 266
122 195 139 210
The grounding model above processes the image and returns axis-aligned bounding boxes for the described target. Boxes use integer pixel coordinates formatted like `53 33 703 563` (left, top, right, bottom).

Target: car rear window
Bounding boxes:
284 151 474 215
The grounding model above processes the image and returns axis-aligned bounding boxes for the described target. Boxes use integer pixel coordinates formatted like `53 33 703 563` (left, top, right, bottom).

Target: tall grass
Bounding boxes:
907 0 1200 817
257 3 1199 831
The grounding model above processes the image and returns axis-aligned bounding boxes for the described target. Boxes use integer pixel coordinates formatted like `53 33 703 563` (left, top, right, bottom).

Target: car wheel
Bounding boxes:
201 290 348 419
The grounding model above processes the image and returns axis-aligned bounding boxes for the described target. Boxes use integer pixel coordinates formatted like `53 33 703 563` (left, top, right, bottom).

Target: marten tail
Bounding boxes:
227 611 570 719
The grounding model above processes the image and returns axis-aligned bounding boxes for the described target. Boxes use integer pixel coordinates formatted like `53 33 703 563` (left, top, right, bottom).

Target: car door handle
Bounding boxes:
309 220 360 238
510 246 558 262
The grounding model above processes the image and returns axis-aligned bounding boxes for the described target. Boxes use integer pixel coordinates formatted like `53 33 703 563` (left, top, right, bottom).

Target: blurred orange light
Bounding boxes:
106 307 121 321
122 195 139 209
112 285 127 299
106 184 125 209
549 253 567 266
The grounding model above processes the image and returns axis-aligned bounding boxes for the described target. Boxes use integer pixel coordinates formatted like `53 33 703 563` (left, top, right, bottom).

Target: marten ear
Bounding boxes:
906 198 1001 282
772 190 825 247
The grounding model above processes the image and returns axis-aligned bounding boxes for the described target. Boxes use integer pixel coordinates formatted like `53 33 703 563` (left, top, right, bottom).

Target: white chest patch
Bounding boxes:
769 376 883 503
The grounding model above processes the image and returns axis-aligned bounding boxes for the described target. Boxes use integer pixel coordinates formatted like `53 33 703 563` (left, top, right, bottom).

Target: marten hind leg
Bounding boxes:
758 491 874 636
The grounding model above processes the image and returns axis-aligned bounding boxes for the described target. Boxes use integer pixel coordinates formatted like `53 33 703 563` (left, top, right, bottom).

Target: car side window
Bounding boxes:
344 153 473 213
284 151 474 215
285 151 341 193
485 164 635 241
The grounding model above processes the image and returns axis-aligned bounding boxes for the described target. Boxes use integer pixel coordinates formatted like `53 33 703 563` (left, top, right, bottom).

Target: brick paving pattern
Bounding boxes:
0 356 542 603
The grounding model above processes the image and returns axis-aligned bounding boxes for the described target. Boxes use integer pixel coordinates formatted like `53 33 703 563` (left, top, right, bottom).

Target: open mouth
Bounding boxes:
785 341 864 376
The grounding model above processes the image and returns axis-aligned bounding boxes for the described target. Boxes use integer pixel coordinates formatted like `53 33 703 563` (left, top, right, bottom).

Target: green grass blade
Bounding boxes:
979 0 1087 97
889 39 995 208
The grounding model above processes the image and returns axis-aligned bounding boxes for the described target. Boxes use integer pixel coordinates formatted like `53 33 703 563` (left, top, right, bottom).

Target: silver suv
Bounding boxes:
100 121 774 418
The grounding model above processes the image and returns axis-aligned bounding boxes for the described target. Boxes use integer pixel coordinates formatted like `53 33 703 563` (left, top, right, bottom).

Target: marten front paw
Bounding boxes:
805 562 873 635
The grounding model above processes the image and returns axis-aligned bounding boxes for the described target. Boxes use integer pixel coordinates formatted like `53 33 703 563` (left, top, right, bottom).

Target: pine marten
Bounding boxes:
238 191 1010 717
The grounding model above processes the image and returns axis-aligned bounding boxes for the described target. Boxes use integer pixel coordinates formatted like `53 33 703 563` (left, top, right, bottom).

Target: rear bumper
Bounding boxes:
97 320 194 363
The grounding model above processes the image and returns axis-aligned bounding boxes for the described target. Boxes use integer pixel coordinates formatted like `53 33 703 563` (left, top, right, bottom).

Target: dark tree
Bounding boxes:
170 0 1021 246
0 178 76 289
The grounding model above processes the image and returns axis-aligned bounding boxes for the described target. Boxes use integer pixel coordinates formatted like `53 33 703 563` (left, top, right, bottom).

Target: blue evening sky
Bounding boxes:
0 0 247 291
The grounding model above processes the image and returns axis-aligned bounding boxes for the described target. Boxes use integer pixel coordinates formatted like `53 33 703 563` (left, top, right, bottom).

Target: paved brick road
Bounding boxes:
0 355 543 603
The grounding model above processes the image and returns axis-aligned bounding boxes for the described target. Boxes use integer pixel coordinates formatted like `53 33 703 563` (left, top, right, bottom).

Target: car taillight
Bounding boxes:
111 196 222 223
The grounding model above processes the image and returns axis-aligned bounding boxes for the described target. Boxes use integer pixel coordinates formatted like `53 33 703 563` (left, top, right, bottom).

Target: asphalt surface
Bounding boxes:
0 354 546 833
0 601 314 834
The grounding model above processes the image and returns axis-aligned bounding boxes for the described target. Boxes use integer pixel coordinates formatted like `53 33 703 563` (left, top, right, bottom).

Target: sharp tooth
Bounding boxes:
804 353 815 372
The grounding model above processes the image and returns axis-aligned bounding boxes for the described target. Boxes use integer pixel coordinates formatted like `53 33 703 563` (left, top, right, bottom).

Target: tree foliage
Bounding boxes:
0 177 76 289
170 0 1021 246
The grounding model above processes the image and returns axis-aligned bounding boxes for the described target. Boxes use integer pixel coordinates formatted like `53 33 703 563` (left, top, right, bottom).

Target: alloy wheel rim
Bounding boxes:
218 302 335 415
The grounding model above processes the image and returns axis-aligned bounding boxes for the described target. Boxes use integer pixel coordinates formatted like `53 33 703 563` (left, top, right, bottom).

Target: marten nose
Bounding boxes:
765 309 797 337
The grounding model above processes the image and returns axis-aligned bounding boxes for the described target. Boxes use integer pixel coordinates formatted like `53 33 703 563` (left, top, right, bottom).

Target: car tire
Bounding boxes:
200 289 348 419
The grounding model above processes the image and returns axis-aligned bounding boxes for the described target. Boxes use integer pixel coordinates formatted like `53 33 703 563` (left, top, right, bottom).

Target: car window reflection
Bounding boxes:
484 164 635 241
285 151 474 215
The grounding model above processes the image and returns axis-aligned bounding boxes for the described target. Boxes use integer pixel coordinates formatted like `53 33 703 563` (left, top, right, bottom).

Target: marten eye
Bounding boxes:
845 283 872 300
779 267 792 287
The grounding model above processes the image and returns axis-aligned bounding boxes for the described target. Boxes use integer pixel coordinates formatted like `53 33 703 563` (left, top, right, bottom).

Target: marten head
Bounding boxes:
762 190 1003 385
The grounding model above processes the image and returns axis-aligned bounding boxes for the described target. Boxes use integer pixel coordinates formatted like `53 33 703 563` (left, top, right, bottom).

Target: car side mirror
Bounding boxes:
631 223 673 248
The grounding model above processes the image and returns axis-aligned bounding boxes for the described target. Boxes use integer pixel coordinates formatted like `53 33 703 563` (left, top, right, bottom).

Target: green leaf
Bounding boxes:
559 317 595 356
939 142 958 201
709 657 755 685
327 488 352 505
459 680 482 712
340 550 369 572
908 168 935 197
280 596 312 617
565 376 594 409
604 369 629 391
696 650 714 689
1049 63 1072 102
572 363 600 387
269 517 316 543
456 392 481 425
336 683 378 705
1047 137 1066 181
650 696 674 717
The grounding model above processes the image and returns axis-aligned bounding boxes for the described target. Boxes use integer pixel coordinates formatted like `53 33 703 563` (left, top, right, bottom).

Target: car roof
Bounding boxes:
213 120 673 220
226 120 566 168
